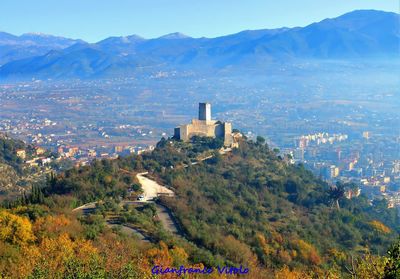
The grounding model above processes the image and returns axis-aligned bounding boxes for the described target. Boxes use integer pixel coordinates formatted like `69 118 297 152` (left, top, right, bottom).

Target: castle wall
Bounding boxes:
174 103 234 147
223 122 233 146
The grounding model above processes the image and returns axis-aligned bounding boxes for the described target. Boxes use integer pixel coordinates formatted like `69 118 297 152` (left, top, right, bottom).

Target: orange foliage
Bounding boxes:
274 266 312 279
94 231 147 277
35 233 101 277
293 239 322 265
256 233 273 257
104 175 113 184
33 214 82 240
277 249 292 264
369 220 391 234
146 241 174 267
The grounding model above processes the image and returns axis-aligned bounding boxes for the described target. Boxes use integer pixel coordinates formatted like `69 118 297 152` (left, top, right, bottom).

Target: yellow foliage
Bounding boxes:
218 235 254 264
293 239 322 265
369 220 391 234
274 266 312 279
351 253 387 278
17 245 41 278
277 249 292 264
256 233 273 256
170 245 189 266
104 175 113 184
0 210 35 245
36 233 101 277
327 248 346 263
146 241 174 267
271 230 284 245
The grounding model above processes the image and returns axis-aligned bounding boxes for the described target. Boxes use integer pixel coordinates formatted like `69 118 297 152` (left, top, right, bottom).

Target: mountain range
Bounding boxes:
0 10 398 80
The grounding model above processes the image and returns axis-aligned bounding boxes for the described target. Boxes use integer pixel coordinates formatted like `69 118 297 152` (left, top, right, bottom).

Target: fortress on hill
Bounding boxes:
174 103 234 147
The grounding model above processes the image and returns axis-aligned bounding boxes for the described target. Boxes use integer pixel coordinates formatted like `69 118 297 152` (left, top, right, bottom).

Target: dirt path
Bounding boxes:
136 172 174 201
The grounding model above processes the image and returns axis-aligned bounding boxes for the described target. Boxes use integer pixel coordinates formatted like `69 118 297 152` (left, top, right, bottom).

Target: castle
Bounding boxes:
174 103 233 147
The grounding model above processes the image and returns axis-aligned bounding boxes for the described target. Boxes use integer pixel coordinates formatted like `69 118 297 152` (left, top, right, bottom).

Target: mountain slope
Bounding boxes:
43 136 399 275
0 45 161 78
0 10 398 79
249 10 400 58
0 135 33 198
0 32 84 65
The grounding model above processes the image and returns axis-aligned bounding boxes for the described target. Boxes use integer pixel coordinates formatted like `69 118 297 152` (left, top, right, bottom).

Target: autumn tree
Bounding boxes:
0 210 35 245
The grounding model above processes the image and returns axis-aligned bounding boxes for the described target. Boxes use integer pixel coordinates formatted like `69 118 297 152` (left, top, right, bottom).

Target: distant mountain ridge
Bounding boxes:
0 32 84 65
0 10 398 79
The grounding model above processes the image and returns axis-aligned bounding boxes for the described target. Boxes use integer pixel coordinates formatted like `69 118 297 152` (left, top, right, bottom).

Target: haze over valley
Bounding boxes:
1 5 400 278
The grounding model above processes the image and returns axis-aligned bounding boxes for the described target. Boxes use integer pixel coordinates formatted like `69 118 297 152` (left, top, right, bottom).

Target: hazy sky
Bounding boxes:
1 0 398 42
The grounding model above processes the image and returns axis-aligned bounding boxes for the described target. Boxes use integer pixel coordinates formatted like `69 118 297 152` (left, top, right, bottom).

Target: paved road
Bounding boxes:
106 221 150 243
72 149 232 241
72 173 180 238
155 203 179 235
135 173 180 236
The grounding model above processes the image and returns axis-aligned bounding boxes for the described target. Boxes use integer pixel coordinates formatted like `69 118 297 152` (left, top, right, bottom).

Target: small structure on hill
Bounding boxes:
174 103 234 147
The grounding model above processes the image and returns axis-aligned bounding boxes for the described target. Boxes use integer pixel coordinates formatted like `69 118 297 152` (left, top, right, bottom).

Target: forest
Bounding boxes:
0 135 400 278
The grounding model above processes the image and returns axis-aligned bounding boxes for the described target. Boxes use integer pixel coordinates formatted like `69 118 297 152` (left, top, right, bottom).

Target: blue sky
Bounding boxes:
0 0 398 42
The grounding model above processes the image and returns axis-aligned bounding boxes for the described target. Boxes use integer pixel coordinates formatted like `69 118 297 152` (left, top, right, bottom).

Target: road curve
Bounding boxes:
136 172 174 201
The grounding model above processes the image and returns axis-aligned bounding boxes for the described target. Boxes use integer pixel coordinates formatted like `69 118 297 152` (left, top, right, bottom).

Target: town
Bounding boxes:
1 72 399 208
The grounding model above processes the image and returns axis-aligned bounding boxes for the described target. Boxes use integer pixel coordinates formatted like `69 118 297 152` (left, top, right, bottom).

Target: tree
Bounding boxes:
328 183 345 210
384 238 400 278
256 136 266 145
0 211 35 245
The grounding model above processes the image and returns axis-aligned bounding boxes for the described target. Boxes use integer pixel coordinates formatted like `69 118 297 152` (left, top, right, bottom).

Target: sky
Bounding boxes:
0 0 399 42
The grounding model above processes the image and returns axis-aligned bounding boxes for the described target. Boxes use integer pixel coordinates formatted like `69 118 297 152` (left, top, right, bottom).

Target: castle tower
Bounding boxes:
198 102 211 121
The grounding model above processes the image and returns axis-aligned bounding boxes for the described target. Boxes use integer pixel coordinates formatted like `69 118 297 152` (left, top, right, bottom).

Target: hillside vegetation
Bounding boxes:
1 135 400 278
0 135 37 198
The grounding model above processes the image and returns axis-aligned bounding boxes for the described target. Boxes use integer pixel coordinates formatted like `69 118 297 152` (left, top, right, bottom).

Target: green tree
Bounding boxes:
256 136 266 145
384 238 400 278
328 182 345 210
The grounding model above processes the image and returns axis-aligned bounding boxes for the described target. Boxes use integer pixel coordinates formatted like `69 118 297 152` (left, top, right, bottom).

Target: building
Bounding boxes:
114 146 124 153
362 131 370 140
16 149 26 160
174 103 233 146
322 165 340 179
35 147 46 155
293 148 305 161
88 149 97 157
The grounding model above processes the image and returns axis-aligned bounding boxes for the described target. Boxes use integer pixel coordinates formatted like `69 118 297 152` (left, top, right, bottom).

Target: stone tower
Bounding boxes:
174 102 235 147
198 102 211 121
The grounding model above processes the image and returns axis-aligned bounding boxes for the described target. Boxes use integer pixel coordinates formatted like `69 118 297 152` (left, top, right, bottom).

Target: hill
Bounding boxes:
0 10 398 79
0 135 30 197
38 136 400 276
0 135 399 277
0 134 52 200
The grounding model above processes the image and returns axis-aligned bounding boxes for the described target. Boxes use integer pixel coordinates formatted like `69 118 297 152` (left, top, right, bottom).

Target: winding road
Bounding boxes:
72 172 180 240
72 149 232 241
